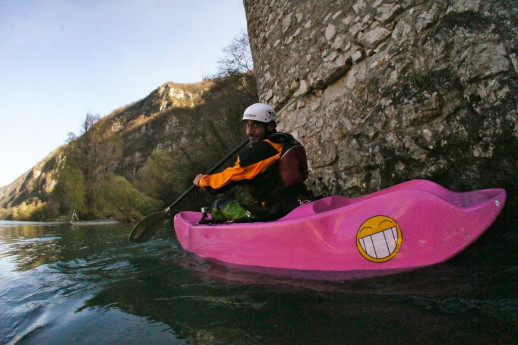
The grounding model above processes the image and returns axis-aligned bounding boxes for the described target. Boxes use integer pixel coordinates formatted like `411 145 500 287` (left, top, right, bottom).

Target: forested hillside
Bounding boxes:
0 73 258 221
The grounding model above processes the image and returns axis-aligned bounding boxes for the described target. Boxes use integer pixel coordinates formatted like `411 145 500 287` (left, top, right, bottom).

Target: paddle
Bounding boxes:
128 138 250 243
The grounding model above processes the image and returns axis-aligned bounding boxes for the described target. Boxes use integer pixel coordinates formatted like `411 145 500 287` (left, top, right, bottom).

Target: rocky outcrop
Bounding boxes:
0 149 62 208
244 0 517 198
101 81 214 175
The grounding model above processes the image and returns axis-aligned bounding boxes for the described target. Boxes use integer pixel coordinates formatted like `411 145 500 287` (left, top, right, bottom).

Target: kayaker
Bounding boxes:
193 102 313 222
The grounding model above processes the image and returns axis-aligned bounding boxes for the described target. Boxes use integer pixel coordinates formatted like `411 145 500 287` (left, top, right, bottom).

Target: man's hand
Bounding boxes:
193 174 204 187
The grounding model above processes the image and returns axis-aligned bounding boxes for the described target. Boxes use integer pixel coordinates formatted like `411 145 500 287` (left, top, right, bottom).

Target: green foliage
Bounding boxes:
0 200 52 221
93 173 162 222
137 149 191 203
50 164 86 216
40 112 161 222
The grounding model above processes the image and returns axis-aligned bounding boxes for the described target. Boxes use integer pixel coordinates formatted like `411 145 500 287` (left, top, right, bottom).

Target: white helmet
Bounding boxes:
242 103 277 123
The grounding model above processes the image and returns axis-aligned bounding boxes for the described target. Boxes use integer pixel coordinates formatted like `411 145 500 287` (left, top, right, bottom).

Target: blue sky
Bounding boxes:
0 0 248 186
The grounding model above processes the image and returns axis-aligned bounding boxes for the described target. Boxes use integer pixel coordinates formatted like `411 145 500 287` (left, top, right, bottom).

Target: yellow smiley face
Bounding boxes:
356 215 403 262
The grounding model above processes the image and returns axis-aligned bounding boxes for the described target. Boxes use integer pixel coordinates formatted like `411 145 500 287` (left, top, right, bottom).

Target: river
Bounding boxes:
0 219 516 344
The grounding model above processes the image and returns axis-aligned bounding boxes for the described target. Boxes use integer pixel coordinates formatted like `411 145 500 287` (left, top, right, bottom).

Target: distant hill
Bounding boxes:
0 74 258 221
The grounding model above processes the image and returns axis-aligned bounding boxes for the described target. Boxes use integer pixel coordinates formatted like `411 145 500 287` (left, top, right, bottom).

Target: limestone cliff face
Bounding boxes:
101 81 213 176
244 0 517 197
0 149 62 208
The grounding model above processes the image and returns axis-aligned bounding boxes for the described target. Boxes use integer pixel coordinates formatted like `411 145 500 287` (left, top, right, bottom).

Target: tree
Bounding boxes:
137 149 194 205
93 173 161 221
50 164 86 216
81 113 101 135
215 30 254 77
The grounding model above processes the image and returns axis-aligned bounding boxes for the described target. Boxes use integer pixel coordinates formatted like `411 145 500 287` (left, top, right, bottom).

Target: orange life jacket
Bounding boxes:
198 132 309 203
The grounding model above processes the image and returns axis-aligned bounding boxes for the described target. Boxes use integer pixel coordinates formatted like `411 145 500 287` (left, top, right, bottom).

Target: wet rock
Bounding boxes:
244 0 517 198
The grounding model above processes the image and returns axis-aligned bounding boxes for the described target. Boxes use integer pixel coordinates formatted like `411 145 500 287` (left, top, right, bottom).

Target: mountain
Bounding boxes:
0 75 258 221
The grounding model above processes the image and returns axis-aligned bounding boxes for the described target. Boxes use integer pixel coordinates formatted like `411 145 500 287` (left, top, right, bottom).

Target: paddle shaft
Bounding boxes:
164 138 250 214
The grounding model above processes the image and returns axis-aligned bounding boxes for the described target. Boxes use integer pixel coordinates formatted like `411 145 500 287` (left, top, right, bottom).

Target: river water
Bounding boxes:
0 219 516 344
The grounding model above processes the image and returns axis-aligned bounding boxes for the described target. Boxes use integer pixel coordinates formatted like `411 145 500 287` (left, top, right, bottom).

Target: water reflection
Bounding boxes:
0 220 516 344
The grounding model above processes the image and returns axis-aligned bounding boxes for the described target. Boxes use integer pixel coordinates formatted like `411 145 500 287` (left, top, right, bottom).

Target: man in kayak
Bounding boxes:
193 103 313 222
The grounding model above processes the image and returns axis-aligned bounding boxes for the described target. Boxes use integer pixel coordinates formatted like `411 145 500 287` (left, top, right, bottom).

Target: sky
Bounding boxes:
0 0 248 187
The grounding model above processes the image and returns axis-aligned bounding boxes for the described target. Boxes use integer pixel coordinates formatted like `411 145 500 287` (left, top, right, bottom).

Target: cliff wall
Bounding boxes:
244 0 517 198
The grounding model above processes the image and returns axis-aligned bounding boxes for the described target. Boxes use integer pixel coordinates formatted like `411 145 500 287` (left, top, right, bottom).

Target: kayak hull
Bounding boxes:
173 180 506 278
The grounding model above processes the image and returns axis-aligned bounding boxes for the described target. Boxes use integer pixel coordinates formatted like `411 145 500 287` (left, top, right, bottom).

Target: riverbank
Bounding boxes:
0 219 119 227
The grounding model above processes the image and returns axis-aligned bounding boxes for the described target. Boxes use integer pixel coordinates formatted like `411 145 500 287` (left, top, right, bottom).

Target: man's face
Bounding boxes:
244 120 267 144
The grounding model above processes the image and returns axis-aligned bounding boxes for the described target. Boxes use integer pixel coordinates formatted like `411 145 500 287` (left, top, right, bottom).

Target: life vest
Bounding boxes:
199 132 310 203
269 133 309 188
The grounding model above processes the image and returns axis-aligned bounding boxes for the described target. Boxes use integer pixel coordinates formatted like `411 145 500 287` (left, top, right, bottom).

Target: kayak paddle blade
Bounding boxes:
128 138 250 243
128 209 169 243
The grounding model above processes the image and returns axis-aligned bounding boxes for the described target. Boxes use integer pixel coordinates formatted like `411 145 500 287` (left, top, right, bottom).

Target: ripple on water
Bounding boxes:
1 221 517 344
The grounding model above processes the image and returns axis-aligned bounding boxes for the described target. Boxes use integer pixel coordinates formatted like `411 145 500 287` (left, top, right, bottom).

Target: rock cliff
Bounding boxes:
244 0 517 200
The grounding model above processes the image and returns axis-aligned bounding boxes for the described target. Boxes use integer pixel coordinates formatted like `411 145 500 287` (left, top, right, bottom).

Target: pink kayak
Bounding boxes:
173 180 506 280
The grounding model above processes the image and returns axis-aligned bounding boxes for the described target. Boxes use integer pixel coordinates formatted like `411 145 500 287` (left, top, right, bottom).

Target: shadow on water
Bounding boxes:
0 218 517 345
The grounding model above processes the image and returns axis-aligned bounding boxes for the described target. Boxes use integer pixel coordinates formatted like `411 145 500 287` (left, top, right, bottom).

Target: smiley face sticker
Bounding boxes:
356 215 403 262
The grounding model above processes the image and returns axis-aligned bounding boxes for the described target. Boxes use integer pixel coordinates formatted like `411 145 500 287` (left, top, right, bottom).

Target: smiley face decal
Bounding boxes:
356 215 402 262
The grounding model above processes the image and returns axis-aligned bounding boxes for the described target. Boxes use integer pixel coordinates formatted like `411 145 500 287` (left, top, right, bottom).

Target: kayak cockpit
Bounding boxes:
280 195 351 220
